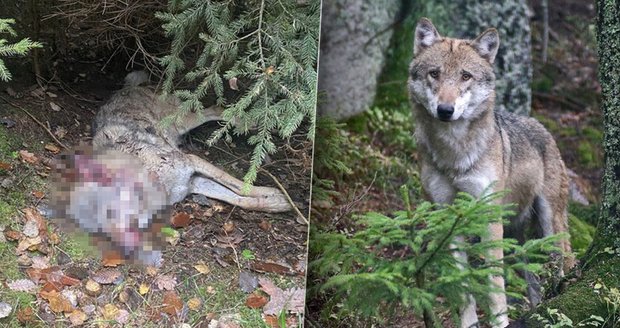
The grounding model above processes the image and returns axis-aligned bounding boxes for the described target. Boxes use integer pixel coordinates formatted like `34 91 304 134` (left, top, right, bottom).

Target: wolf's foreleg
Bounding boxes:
452 236 480 328
485 222 509 327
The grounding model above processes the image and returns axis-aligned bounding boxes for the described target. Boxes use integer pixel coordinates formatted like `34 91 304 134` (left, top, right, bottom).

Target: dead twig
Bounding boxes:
223 206 242 271
0 95 69 151
260 168 308 225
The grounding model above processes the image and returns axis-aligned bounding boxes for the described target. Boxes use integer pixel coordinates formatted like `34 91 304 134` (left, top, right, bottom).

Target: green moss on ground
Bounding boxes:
568 214 596 257
569 202 599 227
577 140 601 168
526 256 620 327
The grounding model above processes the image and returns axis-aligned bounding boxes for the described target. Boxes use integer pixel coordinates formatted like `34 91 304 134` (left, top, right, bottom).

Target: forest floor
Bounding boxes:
0 55 312 326
306 0 602 327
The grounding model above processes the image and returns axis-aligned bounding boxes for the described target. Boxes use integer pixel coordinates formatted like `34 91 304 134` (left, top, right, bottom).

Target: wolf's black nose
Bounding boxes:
437 104 454 121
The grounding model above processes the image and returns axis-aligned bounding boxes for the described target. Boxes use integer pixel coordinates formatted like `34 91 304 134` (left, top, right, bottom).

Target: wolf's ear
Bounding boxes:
472 28 500 63
414 18 440 55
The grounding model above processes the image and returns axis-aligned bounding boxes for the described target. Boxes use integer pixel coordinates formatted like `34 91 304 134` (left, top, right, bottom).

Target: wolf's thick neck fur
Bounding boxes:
413 95 498 177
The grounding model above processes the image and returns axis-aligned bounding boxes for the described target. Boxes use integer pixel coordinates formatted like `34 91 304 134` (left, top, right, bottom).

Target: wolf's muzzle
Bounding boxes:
437 104 454 121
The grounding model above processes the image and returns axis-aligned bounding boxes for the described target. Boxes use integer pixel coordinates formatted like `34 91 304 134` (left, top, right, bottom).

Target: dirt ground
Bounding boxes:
0 55 312 326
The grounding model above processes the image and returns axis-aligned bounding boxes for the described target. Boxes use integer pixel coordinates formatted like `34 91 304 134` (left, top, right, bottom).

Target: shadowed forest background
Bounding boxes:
307 0 616 327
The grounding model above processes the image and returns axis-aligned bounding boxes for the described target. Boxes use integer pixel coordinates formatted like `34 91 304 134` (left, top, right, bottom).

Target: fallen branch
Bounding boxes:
260 168 308 225
0 95 69 151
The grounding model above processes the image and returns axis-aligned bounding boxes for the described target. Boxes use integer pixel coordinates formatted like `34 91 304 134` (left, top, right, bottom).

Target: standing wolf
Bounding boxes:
408 18 574 327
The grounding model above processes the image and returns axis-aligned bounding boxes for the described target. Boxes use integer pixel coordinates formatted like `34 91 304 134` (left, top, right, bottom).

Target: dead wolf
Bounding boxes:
52 72 292 265
408 18 573 328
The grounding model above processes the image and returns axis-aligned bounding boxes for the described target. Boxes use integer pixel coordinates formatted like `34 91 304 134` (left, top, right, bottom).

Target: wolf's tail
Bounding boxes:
124 71 150 87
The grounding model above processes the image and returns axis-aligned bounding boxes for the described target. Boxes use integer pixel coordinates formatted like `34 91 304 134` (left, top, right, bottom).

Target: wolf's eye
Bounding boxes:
462 72 472 81
429 70 440 79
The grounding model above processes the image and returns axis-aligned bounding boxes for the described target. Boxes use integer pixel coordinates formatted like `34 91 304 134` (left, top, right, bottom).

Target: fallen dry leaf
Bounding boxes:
44 143 60 154
68 309 87 326
49 102 61 112
40 281 61 293
161 290 183 316
22 220 39 238
187 297 202 311
155 274 177 291
170 212 191 228
146 266 159 277
19 150 38 164
46 290 74 313
259 277 305 315
48 232 61 245
245 292 268 309
102 304 119 320
54 126 67 139
23 207 47 237
101 250 124 267
258 219 272 231
223 220 235 233
16 236 42 253
31 256 50 269
91 268 122 284
214 232 245 248
31 267 81 288
264 314 298 328
16 254 32 266
4 229 22 241
16 306 34 324
139 283 150 295
250 260 295 275
0 302 12 318
239 271 258 293
193 262 210 275
31 190 45 199
0 161 12 171
84 279 102 297
7 279 37 292
116 309 130 324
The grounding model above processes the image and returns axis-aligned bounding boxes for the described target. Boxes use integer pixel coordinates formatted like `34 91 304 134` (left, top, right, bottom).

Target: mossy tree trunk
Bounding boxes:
520 1 620 326
591 0 620 257
317 0 402 120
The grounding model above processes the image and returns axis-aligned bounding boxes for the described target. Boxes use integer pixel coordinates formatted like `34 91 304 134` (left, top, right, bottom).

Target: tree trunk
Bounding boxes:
317 0 402 120
450 0 533 116
517 1 620 326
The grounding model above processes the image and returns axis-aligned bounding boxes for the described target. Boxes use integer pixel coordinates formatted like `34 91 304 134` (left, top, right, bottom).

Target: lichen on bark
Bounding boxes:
317 0 401 120
438 0 532 116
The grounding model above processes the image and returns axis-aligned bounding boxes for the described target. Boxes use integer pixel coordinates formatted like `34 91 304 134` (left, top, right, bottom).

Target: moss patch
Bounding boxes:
527 256 620 327
568 214 596 257
569 202 599 226
577 140 601 168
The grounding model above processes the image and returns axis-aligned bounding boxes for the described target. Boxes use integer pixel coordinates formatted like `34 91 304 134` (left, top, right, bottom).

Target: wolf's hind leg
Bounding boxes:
190 176 291 213
533 194 574 275
186 154 291 212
